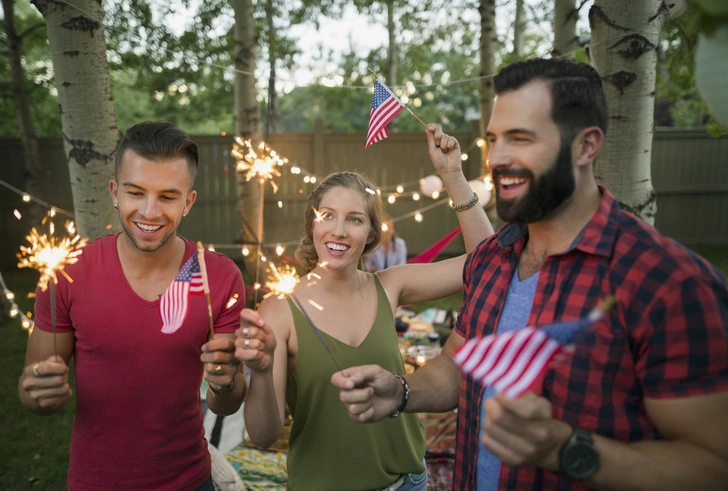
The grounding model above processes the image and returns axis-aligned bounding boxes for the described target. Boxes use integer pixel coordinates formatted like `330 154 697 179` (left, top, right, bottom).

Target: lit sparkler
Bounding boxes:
17 221 87 354
17 222 88 292
231 137 288 193
264 263 301 299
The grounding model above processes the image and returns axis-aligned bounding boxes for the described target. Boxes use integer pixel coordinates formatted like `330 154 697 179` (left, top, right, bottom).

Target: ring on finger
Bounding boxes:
32 362 41 377
244 338 250 349
214 364 224 375
242 327 249 338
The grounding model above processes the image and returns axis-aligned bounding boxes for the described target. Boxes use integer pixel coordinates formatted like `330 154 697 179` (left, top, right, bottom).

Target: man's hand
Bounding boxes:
235 308 276 373
201 335 239 390
330 365 403 423
426 123 462 176
21 355 73 412
481 392 572 471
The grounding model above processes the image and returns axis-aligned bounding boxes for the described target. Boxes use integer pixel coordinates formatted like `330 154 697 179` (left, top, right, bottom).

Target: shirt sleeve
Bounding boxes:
635 274 728 398
454 251 475 339
33 273 75 334
396 238 407 266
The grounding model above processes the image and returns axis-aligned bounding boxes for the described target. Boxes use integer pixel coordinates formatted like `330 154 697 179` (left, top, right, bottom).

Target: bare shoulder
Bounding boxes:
258 295 294 337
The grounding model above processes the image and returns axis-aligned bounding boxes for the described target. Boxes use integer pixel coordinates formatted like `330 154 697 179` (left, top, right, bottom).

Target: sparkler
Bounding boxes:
17 221 87 356
231 137 288 193
262 261 342 373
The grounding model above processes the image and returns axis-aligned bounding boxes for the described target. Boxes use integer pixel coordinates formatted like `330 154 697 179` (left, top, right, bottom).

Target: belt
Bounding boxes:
377 474 406 491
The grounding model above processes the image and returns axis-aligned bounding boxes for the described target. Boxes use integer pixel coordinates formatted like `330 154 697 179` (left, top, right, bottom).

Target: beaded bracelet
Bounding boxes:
389 373 410 418
451 192 479 212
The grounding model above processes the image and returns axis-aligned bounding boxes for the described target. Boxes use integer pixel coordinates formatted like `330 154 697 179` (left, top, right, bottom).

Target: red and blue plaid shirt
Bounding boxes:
453 187 728 490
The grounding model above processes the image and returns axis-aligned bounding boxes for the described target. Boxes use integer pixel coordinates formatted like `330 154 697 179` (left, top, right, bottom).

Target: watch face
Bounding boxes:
562 443 599 481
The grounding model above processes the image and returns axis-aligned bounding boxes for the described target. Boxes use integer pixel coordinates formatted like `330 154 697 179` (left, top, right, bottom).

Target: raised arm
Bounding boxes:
377 125 494 307
235 297 289 449
426 124 494 252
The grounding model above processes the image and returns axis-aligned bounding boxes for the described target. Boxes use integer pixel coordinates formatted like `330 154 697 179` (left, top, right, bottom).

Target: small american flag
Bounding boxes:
365 79 404 149
454 299 613 399
160 250 206 334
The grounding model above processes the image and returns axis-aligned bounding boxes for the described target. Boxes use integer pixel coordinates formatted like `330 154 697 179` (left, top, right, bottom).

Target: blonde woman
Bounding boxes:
235 125 493 491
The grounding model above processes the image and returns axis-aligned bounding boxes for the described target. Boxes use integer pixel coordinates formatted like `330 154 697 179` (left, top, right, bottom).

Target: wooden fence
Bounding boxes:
1 126 727 268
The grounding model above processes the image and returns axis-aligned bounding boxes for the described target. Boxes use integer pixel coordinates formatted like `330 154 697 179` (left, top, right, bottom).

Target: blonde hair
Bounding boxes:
295 172 385 271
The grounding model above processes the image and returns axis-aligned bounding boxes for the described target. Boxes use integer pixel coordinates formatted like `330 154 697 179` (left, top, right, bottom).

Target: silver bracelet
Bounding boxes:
389 373 409 418
451 192 479 212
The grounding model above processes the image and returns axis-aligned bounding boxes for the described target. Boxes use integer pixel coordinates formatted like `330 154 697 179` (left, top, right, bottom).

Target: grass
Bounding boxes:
1 245 726 490
0 270 74 490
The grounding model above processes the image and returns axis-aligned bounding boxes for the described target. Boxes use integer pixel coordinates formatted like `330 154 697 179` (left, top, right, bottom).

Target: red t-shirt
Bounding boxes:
33 233 245 491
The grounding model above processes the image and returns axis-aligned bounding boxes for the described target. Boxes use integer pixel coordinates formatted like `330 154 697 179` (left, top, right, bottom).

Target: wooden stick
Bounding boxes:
368 68 427 129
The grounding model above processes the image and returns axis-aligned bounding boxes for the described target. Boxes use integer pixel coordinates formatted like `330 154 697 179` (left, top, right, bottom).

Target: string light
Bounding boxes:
387 195 396 204
412 193 420 201
415 212 423 222
14 210 21 220
22 194 30 202
276 245 285 256
0 271 35 334
242 247 250 256
396 186 404 193
460 154 469 161
278 200 283 208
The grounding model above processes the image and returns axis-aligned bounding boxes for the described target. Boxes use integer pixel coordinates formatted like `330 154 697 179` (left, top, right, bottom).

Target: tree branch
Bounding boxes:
19 22 46 39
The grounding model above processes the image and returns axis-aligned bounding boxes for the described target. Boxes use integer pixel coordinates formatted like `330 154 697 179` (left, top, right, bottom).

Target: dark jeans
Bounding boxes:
191 476 214 491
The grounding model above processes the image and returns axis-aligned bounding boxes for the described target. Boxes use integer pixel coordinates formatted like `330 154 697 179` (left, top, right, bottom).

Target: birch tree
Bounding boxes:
479 0 496 175
2 0 44 224
233 0 264 275
553 0 578 59
589 0 668 223
31 0 119 238
512 0 526 58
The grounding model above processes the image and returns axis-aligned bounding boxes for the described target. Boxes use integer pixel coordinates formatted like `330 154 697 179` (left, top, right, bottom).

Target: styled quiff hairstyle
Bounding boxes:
295 172 385 271
115 121 199 183
493 58 608 142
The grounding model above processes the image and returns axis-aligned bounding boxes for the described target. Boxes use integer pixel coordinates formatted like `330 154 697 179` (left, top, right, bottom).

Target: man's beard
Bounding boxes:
493 140 575 224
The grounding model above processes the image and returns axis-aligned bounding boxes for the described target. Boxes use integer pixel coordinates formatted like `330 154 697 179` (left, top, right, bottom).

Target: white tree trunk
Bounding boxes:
553 0 577 59
479 0 496 176
386 0 397 85
589 0 667 224
233 0 263 276
31 0 119 238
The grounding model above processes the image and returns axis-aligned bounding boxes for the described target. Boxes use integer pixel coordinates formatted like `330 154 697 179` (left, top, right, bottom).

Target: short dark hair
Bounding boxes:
115 121 199 182
295 172 385 271
493 58 608 140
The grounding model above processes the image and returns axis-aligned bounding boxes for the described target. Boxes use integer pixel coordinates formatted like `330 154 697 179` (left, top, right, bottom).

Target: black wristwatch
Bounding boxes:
558 427 600 481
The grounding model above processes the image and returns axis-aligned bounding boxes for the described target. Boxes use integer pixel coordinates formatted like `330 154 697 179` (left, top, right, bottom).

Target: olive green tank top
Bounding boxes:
285 274 426 491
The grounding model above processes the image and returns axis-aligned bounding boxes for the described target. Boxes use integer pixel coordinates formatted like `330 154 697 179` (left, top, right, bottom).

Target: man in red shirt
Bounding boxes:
332 58 728 490
18 121 247 491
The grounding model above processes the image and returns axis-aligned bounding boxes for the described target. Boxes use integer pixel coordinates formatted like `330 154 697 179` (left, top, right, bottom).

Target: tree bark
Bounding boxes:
479 0 496 176
265 0 277 135
553 0 578 59
589 0 667 224
233 0 264 276
2 0 45 225
386 0 397 85
512 0 526 58
31 0 119 238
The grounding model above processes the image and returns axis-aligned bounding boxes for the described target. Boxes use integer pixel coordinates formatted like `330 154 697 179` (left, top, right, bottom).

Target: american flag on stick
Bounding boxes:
454 297 615 399
365 79 405 149
160 248 207 334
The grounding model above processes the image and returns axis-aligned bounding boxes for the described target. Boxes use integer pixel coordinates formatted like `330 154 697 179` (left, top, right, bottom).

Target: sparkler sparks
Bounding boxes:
232 137 288 193
264 263 301 299
17 222 88 291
